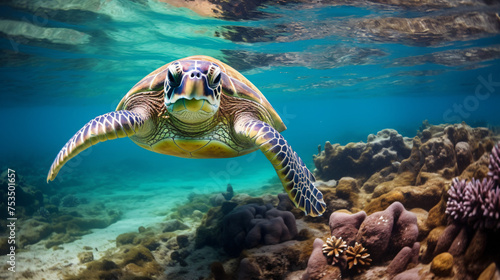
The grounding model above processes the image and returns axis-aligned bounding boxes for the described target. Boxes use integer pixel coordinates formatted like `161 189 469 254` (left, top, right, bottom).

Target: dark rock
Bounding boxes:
176 235 189 249
162 219 189 233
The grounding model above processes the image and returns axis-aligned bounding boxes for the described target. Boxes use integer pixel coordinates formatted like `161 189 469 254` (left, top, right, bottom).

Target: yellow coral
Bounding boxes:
345 242 372 273
322 236 347 264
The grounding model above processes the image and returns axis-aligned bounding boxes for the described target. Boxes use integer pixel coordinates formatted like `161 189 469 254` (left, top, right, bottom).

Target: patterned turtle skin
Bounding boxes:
47 55 326 217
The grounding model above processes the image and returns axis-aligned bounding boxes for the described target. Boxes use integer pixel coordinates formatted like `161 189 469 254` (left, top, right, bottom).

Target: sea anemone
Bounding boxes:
489 142 500 184
322 236 347 265
345 242 372 273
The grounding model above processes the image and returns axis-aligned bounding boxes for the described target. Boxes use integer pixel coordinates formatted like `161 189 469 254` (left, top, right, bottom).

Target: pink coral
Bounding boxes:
446 178 468 222
488 142 500 184
446 142 500 230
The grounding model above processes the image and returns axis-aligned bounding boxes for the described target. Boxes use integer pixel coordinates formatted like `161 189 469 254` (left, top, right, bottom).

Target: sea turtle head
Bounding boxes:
164 60 222 124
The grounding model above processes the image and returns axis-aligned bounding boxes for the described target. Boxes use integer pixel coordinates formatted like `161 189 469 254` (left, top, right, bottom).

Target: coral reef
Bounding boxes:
446 141 500 229
7 122 500 280
302 202 419 278
313 129 411 181
221 203 297 256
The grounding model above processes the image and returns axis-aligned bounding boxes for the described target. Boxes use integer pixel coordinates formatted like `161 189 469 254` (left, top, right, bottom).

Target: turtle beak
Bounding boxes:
165 69 220 124
167 70 218 106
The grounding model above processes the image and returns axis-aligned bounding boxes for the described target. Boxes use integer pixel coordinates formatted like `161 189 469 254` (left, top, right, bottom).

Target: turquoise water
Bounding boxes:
0 0 500 275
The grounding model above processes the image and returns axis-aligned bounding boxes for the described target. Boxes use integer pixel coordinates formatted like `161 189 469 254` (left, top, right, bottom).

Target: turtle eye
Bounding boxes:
167 62 182 88
207 65 221 89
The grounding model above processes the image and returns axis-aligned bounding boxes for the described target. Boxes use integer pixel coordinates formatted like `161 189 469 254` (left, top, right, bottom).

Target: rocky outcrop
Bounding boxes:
314 129 411 181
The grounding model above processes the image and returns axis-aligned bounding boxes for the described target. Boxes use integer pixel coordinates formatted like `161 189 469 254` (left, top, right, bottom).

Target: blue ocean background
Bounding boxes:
0 0 499 277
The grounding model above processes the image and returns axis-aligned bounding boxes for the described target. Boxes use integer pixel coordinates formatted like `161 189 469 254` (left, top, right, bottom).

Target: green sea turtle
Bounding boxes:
47 55 326 216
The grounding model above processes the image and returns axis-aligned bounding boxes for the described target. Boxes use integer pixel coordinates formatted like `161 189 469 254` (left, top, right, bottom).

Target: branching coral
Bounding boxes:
345 242 372 273
322 236 347 265
446 141 500 230
446 178 468 222
488 143 500 184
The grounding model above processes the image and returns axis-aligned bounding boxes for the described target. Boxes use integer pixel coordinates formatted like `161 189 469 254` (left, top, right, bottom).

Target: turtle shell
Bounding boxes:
116 55 286 132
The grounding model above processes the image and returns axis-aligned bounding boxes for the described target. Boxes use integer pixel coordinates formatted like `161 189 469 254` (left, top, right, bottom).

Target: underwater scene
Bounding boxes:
1 0 500 279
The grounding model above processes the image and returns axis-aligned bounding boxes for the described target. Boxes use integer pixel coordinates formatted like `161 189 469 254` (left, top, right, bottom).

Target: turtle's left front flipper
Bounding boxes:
235 117 326 217
47 110 145 182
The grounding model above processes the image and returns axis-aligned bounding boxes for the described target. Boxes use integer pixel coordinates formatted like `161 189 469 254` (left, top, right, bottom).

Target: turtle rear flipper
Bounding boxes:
235 117 327 217
47 110 145 182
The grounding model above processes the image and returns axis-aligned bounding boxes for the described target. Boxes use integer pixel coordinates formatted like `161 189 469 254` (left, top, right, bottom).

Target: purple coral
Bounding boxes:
463 178 496 229
446 178 468 222
446 142 500 230
489 142 500 184
482 185 500 229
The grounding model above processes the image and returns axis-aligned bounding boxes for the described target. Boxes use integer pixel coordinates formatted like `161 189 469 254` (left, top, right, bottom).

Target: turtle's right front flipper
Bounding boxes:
47 110 145 182
235 116 327 217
